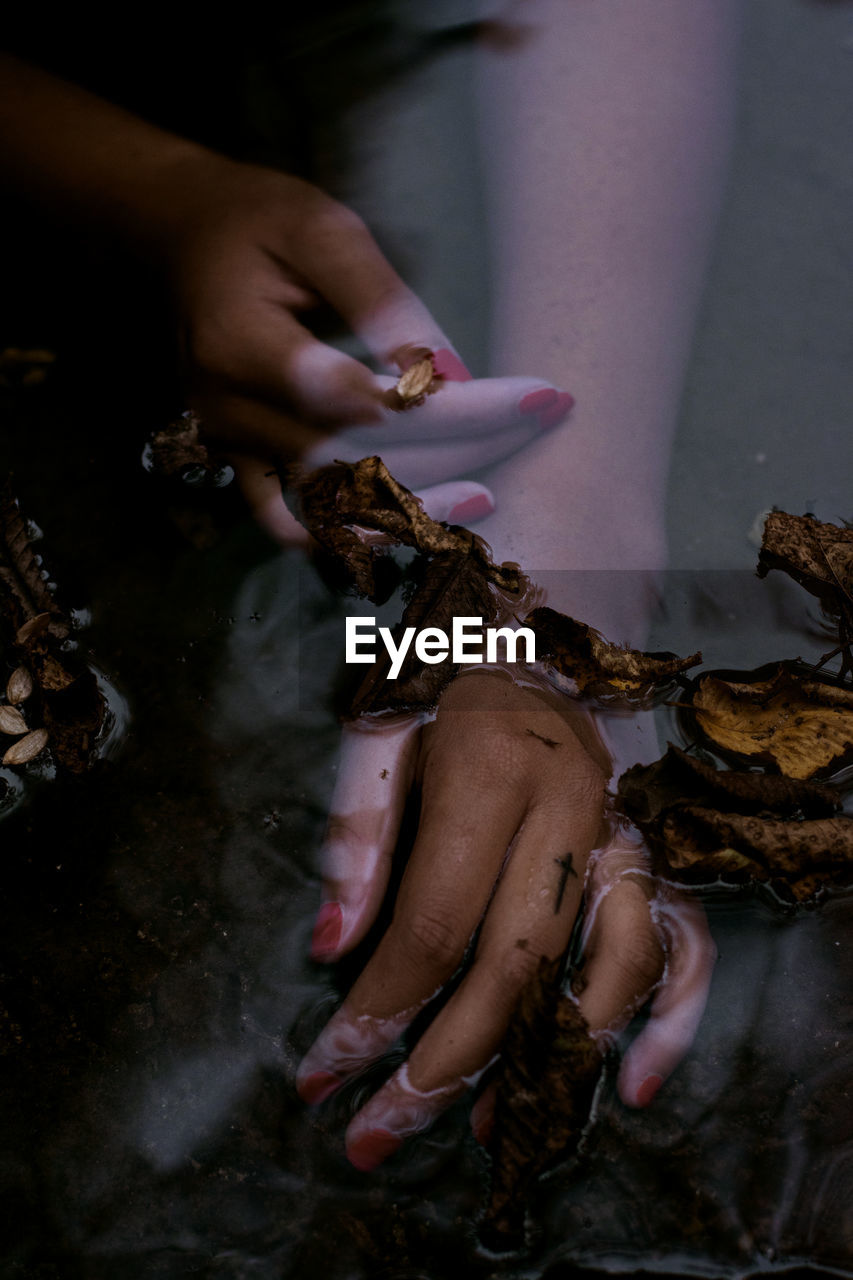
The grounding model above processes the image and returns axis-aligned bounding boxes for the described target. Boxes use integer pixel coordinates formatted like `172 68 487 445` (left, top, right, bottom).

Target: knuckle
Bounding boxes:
400 904 466 976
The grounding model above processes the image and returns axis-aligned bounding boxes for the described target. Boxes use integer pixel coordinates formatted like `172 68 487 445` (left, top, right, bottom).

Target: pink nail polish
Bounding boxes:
519 387 558 414
472 1111 494 1147
448 493 495 524
433 348 473 382
298 1070 343 1106
636 1073 664 1107
311 901 343 960
538 391 575 430
347 1128 403 1172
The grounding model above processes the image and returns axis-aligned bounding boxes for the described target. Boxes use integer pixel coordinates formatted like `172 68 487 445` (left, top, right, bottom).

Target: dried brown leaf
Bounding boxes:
617 746 852 900
617 745 840 830
689 667 853 779
147 411 214 479
660 806 853 901
2 727 48 766
759 510 853 608
289 456 523 602
40 668 106 774
0 486 68 639
348 551 505 717
525 606 700 702
480 955 602 1250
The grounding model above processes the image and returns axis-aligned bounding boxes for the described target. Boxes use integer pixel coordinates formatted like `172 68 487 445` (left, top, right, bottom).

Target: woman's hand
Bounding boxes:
158 159 574 541
296 670 716 1170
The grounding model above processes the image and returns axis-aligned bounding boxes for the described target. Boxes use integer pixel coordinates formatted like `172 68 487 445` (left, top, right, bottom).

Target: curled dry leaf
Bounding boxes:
147 411 215 480
6 665 33 704
759 510 853 674
0 486 68 640
480 955 602 1251
348 551 506 717
0 705 28 736
3 727 48 766
687 666 853 779
288 456 523 603
759 510 853 609
617 745 853 900
525 606 701 702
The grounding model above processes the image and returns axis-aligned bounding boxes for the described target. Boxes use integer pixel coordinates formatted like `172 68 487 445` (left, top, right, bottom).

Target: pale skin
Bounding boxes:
296 0 741 1169
1 6 739 1172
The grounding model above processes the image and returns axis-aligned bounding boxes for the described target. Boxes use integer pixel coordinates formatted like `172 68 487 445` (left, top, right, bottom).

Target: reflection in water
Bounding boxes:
3 546 853 1277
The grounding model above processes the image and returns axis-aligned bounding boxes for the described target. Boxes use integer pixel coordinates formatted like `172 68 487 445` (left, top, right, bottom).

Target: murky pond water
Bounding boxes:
3 1 853 1275
3 365 853 1279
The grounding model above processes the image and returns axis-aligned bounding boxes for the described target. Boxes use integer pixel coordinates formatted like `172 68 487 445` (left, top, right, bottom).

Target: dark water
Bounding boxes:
3 373 853 1280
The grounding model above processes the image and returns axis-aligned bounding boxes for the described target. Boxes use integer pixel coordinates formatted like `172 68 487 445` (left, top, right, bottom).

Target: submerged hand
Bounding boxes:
296 670 715 1169
160 159 573 540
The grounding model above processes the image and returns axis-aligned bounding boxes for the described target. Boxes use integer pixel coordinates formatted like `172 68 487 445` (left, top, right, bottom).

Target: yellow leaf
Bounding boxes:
691 669 853 779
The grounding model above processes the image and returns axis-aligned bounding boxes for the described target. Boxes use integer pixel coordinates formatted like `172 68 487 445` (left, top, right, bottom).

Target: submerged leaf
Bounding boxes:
480 955 602 1250
660 807 853 901
525 606 700 702
617 745 853 900
0 484 68 639
688 667 853 779
348 551 503 717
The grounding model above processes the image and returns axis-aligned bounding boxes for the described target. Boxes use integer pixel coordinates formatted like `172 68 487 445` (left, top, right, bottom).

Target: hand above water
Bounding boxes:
0 55 573 543
156 160 574 542
296 669 716 1170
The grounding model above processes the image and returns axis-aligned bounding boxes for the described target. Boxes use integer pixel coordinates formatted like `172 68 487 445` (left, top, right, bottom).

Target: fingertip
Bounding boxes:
470 1083 497 1146
310 901 343 961
635 1073 664 1107
448 492 495 523
346 1128 403 1172
433 347 473 382
537 390 575 430
617 1055 664 1108
298 1069 344 1106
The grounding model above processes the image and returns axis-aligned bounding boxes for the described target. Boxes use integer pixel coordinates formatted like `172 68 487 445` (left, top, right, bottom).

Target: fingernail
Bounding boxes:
311 901 343 960
538 391 575 430
519 387 558 414
298 1070 342 1106
472 1111 494 1147
347 1128 403 1172
636 1073 664 1107
448 493 495 523
433 348 473 382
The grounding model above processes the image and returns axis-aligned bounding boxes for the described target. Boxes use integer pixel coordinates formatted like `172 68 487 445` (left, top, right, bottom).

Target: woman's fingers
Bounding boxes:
615 893 716 1107
278 187 454 368
311 714 424 962
576 835 716 1108
298 678 608 1166
343 779 604 1168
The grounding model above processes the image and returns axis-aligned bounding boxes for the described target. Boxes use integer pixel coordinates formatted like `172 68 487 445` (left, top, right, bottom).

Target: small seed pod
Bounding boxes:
6 666 33 705
395 355 437 405
0 705 28 736
3 727 48 766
